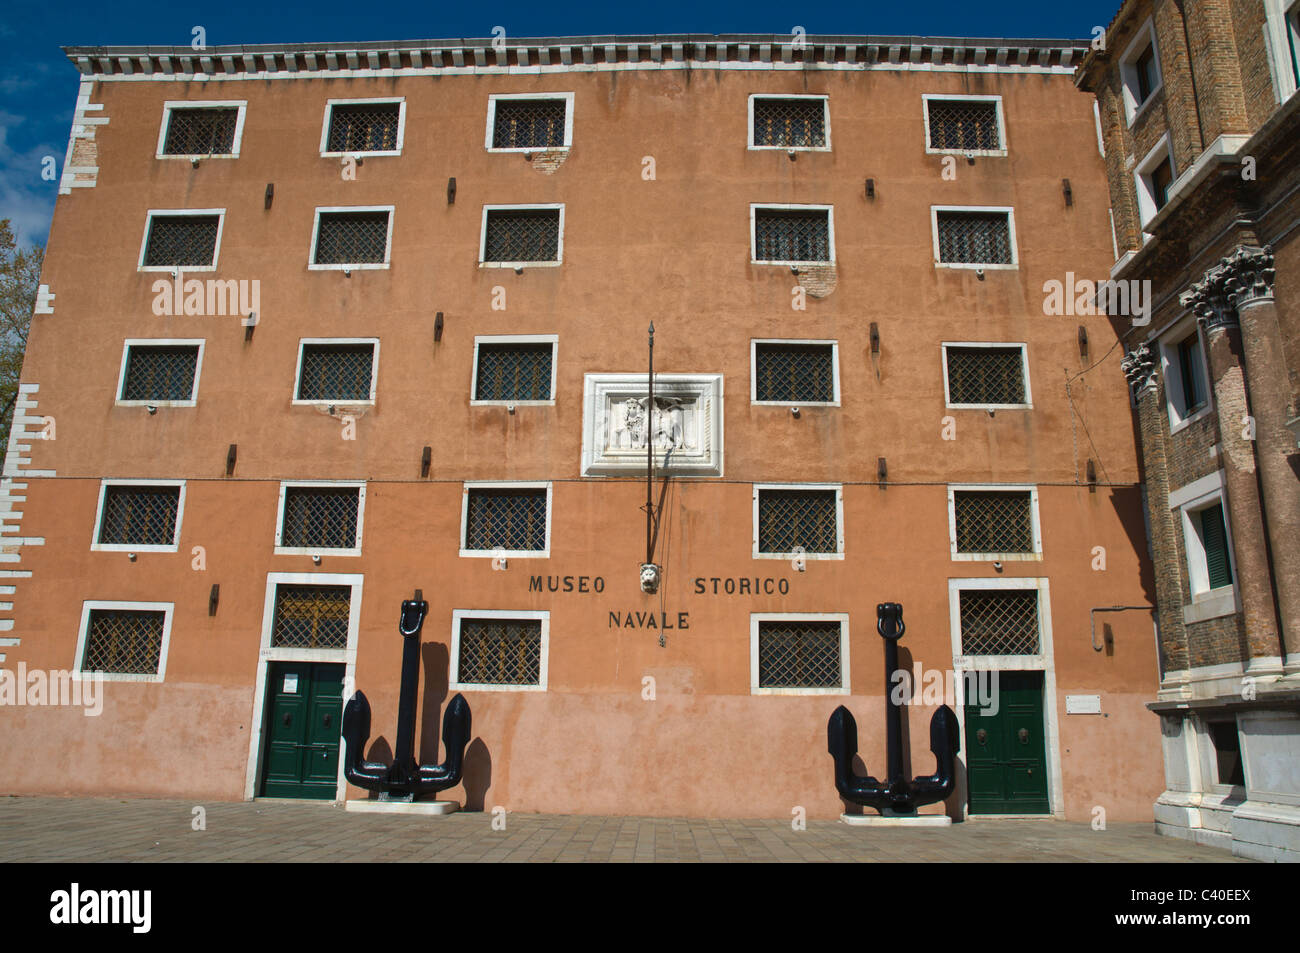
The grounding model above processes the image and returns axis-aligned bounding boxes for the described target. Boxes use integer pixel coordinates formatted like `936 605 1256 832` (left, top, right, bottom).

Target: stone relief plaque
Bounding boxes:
581 373 724 477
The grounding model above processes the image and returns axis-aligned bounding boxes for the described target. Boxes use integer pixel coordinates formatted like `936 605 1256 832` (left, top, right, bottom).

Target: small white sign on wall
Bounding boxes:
283 674 299 694
1066 694 1101 714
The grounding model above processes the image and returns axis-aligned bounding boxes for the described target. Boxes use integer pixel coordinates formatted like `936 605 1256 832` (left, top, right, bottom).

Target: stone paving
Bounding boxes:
0 796 1249 862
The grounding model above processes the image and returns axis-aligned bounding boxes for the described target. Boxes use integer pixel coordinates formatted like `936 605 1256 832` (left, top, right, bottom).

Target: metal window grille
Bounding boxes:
936 211 1012 265
296 344 374 401
753 98 826 147
142 215 220 267
465 488 547 552
954 491 1033 553
758 620 842 688
492 99 567 149
271 585 351 649
326 102 401 153
281 486 360 549
483 209 561 262
959 589 1040 655
475 343 553 401
82 609 165 675
121 345 199 401
458 618 542 685
945 347 1026 405
927 100 1000 151
755 344 834 402
313 211 389 265
754 209 830 262
163 107 239 155
98 485 180 545
758 489 837 554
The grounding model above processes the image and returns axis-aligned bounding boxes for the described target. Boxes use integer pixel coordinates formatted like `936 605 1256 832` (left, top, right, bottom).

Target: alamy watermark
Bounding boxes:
152 268 260 324
0 663 103 715
1042 272 1151 326
890 665 1000 716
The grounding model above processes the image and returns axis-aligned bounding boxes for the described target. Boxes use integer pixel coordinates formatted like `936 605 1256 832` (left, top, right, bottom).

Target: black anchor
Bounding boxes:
342 594 471 798
827 603 960 813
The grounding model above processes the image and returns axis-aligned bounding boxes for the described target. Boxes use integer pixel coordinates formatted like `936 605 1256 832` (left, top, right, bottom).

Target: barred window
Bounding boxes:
81 608 166 675
475 342 554 401
97 485 181 547
464 487 548 553
752 97 827 148
296 343 375 402
926 99 1001 152
754 343 835 403
757 488 839 554
162 107 239 155
753 208 831 263
483 208 561 263
279 486 361 550
325 101 402 153
121 345 199 401
959 589 1041 655
953 490 1034 554
271 585 351 649
313 210 390 265
492 98 568 149
142 214 220 268
757 619 843 689
945 346 1027 406
457 617 543 686
935 210 1013 265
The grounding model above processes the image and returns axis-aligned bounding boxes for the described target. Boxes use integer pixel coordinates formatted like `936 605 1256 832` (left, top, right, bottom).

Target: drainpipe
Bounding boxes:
1091 605 1156 651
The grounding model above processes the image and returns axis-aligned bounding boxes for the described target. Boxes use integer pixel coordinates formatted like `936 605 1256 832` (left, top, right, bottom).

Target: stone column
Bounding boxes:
1221 246 1300 674
1123 344 1188 694
1181 272 1284 674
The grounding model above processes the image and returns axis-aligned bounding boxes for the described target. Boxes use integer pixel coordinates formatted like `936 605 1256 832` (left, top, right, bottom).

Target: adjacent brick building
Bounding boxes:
1079 0 1300 860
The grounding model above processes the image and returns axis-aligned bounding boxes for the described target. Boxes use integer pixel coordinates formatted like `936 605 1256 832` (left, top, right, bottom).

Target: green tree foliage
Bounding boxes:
0 219 44 457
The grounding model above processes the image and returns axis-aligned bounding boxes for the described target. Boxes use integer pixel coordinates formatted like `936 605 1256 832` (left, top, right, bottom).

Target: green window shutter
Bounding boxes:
1200 504 1232 589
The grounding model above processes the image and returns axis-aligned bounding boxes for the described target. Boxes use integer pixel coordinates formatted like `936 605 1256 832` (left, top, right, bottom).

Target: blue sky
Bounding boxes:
0 0 1121 250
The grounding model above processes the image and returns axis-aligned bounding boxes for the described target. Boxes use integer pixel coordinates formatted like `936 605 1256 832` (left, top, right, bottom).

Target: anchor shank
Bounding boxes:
884 633 905 785
393 622 421 776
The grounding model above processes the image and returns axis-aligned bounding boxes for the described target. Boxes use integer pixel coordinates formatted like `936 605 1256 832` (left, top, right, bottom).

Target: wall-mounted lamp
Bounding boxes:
434 312 444 343
865 178 876 199
1086 459 1097 493
209 584 220 616
264 183 274 209
447 177 456 204
1062 178 1073 207
225 443 237 476
1078 325 1089 361
421 446 432 477
869 322 880 355
877 457 888 485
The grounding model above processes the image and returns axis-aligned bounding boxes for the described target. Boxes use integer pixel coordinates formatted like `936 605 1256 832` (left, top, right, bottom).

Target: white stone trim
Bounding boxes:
749 203 836 265
750 611 850 695
156 100 248 158
137 209 226 272
921 93 1006 156
58 79 108 194
484 92 574 151
930 205 1018 269
1119 19 1163 126
749 338 840 406
33 285 54 316
319 97 406 157
1134 132 1174 231
1159 314 1213 433
458 482 553 559
1171 472 1240 606
478 204 565 267
273 481 366 557
90 479 186 553
581 372 725 478
308 206 394 270
449 608 549 692
747 93 831 151
751 483 844 559
114 339 205 408
73 600 175 683
1264 0 1300 102
946 483 1042 561
469 334 558 406
940 341 1032 409
291 337 380 406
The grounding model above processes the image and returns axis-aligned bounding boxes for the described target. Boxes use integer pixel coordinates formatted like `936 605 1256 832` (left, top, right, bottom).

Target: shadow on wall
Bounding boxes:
417 640 492 810
1109 485 1159 611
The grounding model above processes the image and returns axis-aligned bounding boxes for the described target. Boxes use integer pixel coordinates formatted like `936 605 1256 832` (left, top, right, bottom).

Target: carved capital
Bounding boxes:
1220 245 1275 310
1181 267 1237 331
1121 343 1159 396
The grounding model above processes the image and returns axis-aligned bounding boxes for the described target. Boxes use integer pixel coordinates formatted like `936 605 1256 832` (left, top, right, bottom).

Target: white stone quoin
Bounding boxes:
581 373 724 477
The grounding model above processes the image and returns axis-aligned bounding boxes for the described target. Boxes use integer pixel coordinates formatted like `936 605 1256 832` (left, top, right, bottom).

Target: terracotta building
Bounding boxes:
0 33 1166 825
1078 0 1300 860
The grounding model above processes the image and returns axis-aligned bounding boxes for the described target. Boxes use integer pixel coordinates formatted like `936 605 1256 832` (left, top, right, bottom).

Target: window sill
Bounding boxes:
291 400 375 407
950 552 1042 562
319 150 402 158
478 260 562 269
115 400 196 408
751 400 839 408
751 686 849 696
91 544 179 554
1169 403 1213 435
73 671 165 683
274 547 362 558
751 259 835 267
944 403 1032 411
1125 84 1164 128
926 147 1007 158
748 144 831 152
459 548 550 559
139 264 217 273
449 681 545 693
752 551 844 560
934 262 1017 271
156 153 239 160
470 399 555 407
487 145 571 154
308 262 390 271
1183 587 1239 625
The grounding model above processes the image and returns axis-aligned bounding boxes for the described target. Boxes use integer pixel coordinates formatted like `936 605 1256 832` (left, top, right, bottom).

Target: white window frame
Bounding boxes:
747 94 832 152
749 339 841 406
137 208 225 273
292 337 380 406
308 206 394 270
921 93 1007 157
274 480 366 557
74 600 175 683
115 338 205 408
1170 471 1240 621
319 97 406 157
484 92 575 152
155 101 248 159
478 204 565 268
749 203 836 266
1265 0 1300 101
1134 133 1175 231
243 572 364 801
930 206 1018 270
941 341 1033 410
750 611 850 696
449 609 550 692
1159 315 1213 433
90 479 186 554
947 484 1043 561
752 483 845 560
1120 19 1164 126
459 482 553 559
470 334 558 406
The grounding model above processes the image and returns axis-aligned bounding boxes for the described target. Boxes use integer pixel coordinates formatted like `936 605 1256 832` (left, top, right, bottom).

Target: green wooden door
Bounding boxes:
964 670 1050 814
260 662 344 800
